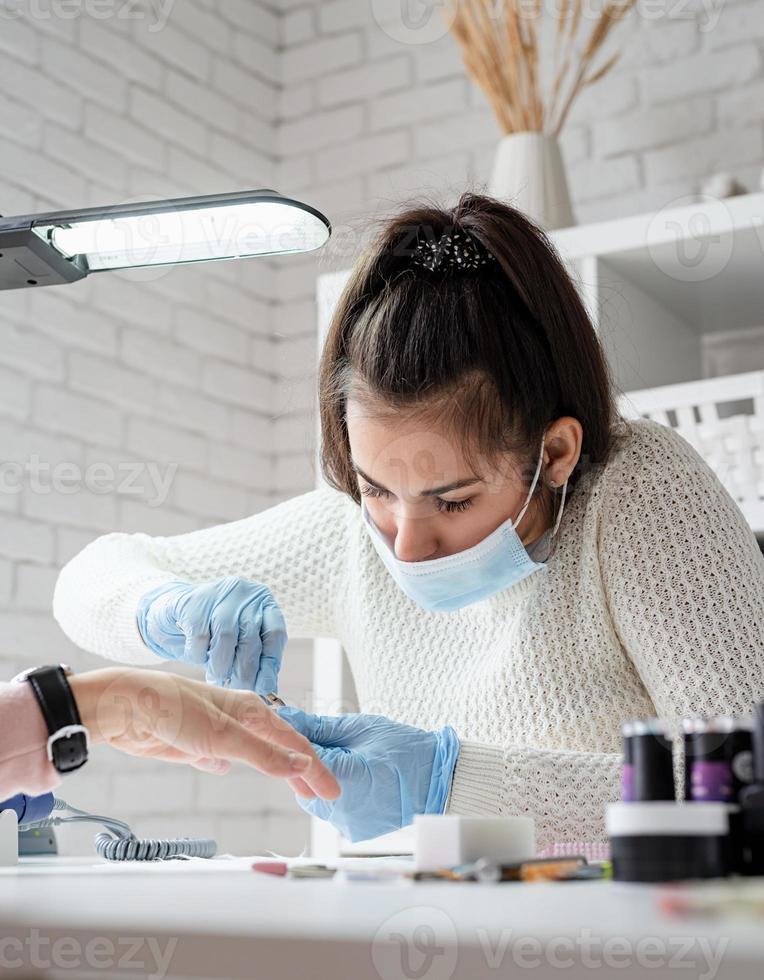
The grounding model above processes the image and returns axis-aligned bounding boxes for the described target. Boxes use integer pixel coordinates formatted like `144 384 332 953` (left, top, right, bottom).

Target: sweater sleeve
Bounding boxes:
53 485 354 665
447 419 764 848
446 740 621 849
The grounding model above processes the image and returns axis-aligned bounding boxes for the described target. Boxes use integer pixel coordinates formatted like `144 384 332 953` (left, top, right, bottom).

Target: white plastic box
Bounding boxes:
414 815 536 872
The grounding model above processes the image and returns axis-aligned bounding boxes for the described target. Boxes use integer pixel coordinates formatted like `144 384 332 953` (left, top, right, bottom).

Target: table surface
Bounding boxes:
1 856 763 980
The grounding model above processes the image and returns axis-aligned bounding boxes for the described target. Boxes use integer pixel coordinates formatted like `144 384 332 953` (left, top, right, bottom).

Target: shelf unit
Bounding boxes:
552 190 764 393
311 191 764 857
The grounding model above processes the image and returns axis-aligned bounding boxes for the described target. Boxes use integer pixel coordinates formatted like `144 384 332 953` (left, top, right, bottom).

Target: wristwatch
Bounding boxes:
12 664 90 774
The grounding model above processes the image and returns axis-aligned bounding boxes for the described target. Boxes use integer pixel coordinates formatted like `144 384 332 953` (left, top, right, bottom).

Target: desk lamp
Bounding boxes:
0 189 331 290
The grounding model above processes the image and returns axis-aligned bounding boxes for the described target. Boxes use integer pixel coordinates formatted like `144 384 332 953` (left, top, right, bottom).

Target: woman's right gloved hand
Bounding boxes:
136 576 287 695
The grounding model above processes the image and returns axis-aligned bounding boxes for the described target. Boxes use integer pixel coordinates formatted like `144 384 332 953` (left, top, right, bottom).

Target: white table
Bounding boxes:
1 857 763 979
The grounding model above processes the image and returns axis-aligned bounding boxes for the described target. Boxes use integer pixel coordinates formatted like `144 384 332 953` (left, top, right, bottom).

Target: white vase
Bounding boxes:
488 131 575 232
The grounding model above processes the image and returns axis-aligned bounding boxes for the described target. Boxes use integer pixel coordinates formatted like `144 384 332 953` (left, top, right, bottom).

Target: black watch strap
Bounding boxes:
25 666 89 774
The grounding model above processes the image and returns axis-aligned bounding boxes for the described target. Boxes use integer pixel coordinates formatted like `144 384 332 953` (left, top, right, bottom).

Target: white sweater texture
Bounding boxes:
52 419 764 848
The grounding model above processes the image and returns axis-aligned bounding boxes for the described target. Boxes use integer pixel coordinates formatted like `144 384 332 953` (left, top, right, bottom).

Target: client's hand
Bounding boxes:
70 669 340 801
277 707 460 842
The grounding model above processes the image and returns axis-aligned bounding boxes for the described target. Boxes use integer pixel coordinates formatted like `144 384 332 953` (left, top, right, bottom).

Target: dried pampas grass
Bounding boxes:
444 0 637 136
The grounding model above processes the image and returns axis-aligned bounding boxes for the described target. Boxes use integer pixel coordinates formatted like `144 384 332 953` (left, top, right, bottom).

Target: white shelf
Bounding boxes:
556 190 764 331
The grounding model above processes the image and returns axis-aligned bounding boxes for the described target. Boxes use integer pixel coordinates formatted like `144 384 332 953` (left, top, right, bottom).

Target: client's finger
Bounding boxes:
192 757 232 775
208 689 340 800
288 774 316 798
204 710 314 779
136 742 231 775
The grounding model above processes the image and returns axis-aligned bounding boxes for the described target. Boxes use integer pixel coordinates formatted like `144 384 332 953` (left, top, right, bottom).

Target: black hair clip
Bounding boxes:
410 227 497 273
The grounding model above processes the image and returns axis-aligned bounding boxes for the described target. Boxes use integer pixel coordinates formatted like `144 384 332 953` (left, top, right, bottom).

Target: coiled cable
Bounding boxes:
93 831 216 861
19 797 217 862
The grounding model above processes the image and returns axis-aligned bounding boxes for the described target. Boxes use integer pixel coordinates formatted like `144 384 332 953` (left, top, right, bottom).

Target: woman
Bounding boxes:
53 192 764 849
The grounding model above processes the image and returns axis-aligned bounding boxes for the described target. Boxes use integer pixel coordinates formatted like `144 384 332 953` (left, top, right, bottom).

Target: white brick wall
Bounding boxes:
2 0 764 858
0 0 307 858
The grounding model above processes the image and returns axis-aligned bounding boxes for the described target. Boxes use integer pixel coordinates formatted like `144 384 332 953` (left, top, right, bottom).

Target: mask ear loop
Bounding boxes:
513 432 546 529
550 478 568 538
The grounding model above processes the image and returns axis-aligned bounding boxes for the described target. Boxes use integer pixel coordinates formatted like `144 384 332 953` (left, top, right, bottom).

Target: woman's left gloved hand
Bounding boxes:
276 707 460 842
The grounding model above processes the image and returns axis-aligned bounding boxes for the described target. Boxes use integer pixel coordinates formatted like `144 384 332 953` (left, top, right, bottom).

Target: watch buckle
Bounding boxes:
46 725 91 762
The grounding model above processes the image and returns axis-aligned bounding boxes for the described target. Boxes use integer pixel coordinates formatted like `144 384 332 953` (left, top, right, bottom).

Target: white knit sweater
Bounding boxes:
52 419 764 848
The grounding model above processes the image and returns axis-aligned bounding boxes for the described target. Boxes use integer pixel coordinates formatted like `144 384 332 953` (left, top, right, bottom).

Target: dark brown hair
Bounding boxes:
318 191 617 506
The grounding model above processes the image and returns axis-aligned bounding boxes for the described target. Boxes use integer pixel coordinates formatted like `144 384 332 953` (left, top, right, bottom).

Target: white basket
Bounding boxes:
619 370 764 534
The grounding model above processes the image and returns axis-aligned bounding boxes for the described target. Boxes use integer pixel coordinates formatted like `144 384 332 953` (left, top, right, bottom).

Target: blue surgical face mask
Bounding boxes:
360 434 567 613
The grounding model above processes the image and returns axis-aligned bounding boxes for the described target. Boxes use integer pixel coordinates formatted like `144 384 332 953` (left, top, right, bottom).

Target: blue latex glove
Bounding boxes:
277 707 460 842
136 576 287 694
